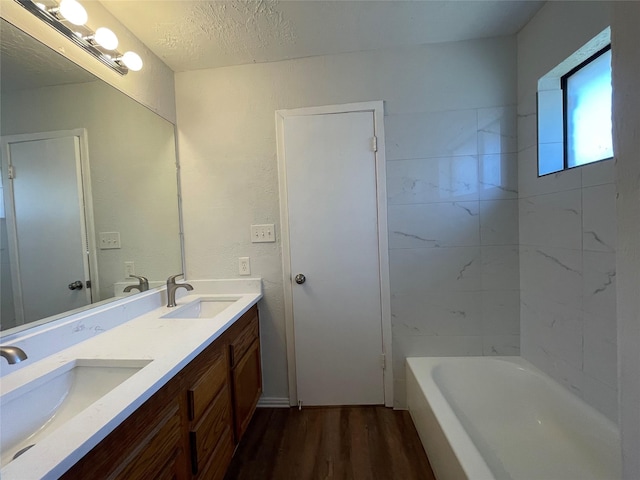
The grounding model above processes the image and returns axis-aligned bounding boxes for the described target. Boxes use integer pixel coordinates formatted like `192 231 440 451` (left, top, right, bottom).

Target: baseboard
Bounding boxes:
257 396 291 408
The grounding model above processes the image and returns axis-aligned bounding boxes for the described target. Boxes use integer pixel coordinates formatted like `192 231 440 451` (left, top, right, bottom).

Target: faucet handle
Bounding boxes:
129 274 149 284
128 275 149 292
167 273 185 284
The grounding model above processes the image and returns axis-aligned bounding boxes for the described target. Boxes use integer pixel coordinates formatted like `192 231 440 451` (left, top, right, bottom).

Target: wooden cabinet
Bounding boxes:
232 338 262 441
186 342 234 478
114 402 185 480
228 307 262 442
61 305 262 480
60 367 189 480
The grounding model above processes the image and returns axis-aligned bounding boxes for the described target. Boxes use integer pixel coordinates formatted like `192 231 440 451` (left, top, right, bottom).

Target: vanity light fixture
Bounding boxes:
86 27 119 51
57 0 87 26
115 51 143 71
14 0 143 75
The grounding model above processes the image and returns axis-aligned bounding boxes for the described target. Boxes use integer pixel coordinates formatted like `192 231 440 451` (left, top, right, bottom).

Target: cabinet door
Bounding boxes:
61 383 189 480
231 338 262 441
113 403 185 480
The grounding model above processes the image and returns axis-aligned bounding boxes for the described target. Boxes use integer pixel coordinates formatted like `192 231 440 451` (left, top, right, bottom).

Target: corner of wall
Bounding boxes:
612 2 640 477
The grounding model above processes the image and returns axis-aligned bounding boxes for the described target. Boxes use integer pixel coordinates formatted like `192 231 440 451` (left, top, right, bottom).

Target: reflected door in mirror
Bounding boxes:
1 132 94 328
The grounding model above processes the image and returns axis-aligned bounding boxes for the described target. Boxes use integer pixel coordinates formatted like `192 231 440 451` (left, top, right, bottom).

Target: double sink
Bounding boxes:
0 296 243 469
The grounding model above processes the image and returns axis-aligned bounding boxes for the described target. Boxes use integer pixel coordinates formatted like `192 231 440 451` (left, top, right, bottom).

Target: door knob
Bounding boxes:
68 280 83 290
294 274 306 285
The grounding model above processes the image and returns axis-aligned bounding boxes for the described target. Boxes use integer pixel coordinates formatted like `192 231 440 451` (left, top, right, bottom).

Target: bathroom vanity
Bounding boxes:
0 279 263 480
61 305 261 480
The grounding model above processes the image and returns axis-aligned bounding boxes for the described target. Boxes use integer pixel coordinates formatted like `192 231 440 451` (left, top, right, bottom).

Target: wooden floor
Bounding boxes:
224 407 436 480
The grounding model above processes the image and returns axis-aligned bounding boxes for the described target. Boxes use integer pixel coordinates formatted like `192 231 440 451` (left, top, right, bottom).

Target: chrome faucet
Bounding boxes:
1 345 28 364
124 275 149 293
166 273 193 307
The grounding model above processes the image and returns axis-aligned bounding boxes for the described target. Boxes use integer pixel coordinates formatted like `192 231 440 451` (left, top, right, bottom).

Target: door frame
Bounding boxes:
1 129 99 324
275 101 393 407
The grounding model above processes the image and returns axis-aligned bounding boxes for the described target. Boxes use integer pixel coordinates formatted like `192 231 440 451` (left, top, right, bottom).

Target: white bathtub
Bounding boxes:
406 357 620 480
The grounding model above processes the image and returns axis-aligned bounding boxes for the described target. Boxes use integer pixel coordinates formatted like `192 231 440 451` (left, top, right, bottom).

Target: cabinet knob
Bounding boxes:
294 274 306 285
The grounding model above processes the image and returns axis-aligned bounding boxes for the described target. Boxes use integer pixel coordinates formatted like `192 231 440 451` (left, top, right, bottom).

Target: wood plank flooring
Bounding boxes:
224 407 436 480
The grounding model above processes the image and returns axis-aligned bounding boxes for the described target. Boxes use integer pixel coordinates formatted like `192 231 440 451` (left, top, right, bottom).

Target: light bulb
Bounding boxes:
58 0 87 26
94 27 118 50
121 51 143 71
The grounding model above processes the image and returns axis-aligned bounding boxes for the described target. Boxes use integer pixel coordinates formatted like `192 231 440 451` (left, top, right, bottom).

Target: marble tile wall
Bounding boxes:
517 151 617 420
517 1 617 421
387 106 520 407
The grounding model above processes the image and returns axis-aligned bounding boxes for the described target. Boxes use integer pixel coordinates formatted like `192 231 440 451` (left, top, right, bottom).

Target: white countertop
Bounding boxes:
0 279 262 480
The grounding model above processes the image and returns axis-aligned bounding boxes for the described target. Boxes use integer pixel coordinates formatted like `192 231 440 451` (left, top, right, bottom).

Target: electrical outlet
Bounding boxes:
250 224 275 243
99 232 121 249
239 257 251 276
124 261 135 277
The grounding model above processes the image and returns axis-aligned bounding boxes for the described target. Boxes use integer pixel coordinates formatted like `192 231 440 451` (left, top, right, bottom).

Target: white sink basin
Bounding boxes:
0 358 151 467
161 297 241 319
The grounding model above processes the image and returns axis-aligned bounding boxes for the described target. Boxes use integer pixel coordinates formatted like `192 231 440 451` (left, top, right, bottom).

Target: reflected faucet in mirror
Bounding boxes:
1 346 28 364
166 274 193 307
123 275 149 293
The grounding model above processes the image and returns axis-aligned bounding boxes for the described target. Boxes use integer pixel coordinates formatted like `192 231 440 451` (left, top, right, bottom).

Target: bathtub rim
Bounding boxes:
407 356 499 480
406 356 621 480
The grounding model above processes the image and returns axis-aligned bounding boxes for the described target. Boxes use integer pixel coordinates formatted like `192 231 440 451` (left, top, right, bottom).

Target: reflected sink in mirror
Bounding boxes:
161 297 242 319
0 358 152 466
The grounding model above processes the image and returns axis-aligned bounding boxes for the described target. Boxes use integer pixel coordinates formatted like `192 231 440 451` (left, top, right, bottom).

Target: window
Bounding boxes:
537 27 613 176
562 46 613 168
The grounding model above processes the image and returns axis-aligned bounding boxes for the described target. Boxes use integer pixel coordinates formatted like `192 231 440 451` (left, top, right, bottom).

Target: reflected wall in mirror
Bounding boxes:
0 19 183 333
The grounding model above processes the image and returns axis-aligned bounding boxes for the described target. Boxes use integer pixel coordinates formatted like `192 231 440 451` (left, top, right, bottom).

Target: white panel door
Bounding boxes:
5 135 91 323
284 111 384 406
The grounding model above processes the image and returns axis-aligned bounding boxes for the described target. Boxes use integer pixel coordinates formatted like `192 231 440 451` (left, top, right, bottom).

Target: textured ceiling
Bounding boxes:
0 19 97 92
101 0 545 72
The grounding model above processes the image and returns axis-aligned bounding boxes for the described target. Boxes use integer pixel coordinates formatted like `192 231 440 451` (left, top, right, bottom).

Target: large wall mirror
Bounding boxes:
0 19 183 334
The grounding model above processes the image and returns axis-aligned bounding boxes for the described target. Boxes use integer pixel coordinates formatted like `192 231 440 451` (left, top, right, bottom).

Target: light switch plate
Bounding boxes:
99 232 121 249
251 224 275 243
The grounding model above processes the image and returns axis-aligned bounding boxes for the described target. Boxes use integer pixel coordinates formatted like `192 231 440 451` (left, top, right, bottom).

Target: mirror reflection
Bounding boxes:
0 19 182 333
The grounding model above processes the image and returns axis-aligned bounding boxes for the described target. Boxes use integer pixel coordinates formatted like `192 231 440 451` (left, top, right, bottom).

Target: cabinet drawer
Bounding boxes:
195 425 234 480
230 310 259 368
189 385 232 475
187 349 227 422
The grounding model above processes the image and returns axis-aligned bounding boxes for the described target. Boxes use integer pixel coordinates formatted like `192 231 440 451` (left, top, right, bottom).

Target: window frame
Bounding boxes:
560 44 613 172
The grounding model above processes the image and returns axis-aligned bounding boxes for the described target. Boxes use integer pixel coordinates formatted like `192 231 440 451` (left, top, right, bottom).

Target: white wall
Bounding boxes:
517 1 617 420
176 36 519 405
612 2 640 477
1 81 182 304
0 0 176 123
